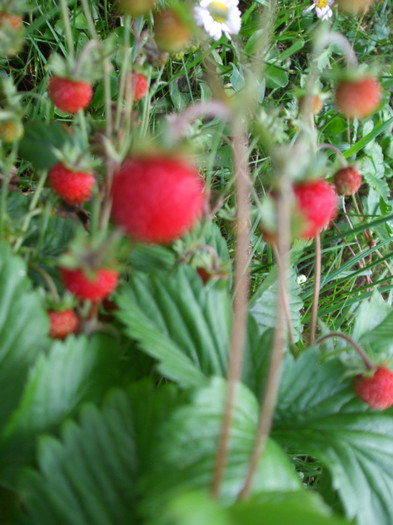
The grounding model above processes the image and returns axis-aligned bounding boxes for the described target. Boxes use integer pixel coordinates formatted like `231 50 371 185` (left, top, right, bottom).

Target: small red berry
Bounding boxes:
48 309 78 340
335 77 381 120
60 267 119 302
48 77 93 114
130 72 149 102
293 179 338 239
110 156 206 244
354 367 393 410
49 162 95 206
334 167 362 196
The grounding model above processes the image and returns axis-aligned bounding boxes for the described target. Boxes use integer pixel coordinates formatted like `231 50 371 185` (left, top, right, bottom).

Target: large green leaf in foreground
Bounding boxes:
273 349 393 525
0 242 48 432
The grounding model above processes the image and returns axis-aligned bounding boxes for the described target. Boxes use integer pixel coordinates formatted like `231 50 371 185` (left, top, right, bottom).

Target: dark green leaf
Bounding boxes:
274 349 393 525
19 121 72 170
139 377 301 518
115 266 232 387
20 382 180 525
0 242 48 432
0 335 120 483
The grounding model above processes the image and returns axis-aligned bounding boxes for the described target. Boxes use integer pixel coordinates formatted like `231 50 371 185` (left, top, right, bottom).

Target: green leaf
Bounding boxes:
150 490 349 525
20 382 180 525
343 117 393 159
0 242 48 432
265 65 288 88
115 266 232 388
139 377 301 518
0 335 120 483
274 349 393 525
249 267 303 342
130 244 176 273
19 121 72 170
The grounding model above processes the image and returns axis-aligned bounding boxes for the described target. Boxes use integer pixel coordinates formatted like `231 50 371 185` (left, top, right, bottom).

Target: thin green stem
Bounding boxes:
0 140 19 238
310 234 321 344
59 0 75 61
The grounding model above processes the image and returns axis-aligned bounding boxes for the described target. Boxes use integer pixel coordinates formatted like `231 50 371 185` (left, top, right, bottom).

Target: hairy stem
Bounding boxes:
316 332 373 370
317 143 348 168
211 120 251 498
238 164 291 500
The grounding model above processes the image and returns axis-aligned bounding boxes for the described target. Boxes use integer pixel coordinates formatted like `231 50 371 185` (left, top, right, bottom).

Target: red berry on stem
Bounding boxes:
335 77 381 120
334 167 362 196
48 77 93 114
48 309 78 340
354 367 393 410
60 268 119 302
130 72 149 101
49 162 95 206
293 179 338 239
110 156 206 244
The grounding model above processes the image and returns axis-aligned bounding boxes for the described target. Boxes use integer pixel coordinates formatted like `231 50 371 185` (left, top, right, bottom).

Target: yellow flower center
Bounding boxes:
317 0 328 7
208 1 229 23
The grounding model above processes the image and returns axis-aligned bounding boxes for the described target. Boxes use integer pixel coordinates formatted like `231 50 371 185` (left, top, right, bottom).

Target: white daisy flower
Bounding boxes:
303 0 334 20
194 0 241 41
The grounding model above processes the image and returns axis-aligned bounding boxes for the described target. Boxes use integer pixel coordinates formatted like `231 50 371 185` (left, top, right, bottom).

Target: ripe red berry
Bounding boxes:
48 309 78 340
48 77 93 114
49 162 95 206
354 367 393 410
110 156 206 244
60 267 119 302
335 77 381 119
130 72 148 101
293 179 338 239
334 167 362 196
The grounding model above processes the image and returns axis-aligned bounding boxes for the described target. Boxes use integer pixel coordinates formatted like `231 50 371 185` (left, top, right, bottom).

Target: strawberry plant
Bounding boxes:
0 0 393 524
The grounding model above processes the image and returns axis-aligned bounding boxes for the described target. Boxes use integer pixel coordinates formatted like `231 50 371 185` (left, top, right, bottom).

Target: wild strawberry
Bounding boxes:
293 179 338 239
154 8 192 53
110 155 206 244
49 162 95 206
129 72 149 101
0 121 24 143
335 76 381 119
336 0 374 14
334 167 362 196
117 0 157 16
60 267 119 302
48 77 93 114
48 309 78 340
354 367 393 410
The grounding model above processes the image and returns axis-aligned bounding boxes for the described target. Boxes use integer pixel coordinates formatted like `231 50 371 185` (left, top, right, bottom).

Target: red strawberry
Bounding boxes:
48 77 93 114
354 367 393 410
335 76 381 119
293 179 338 239
336 0 374 14
118 0 157 16
48 309 78 340
49 162 95 205
110 155 206 244
60 267 119 301
334 167 362 196
130 72 149 101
